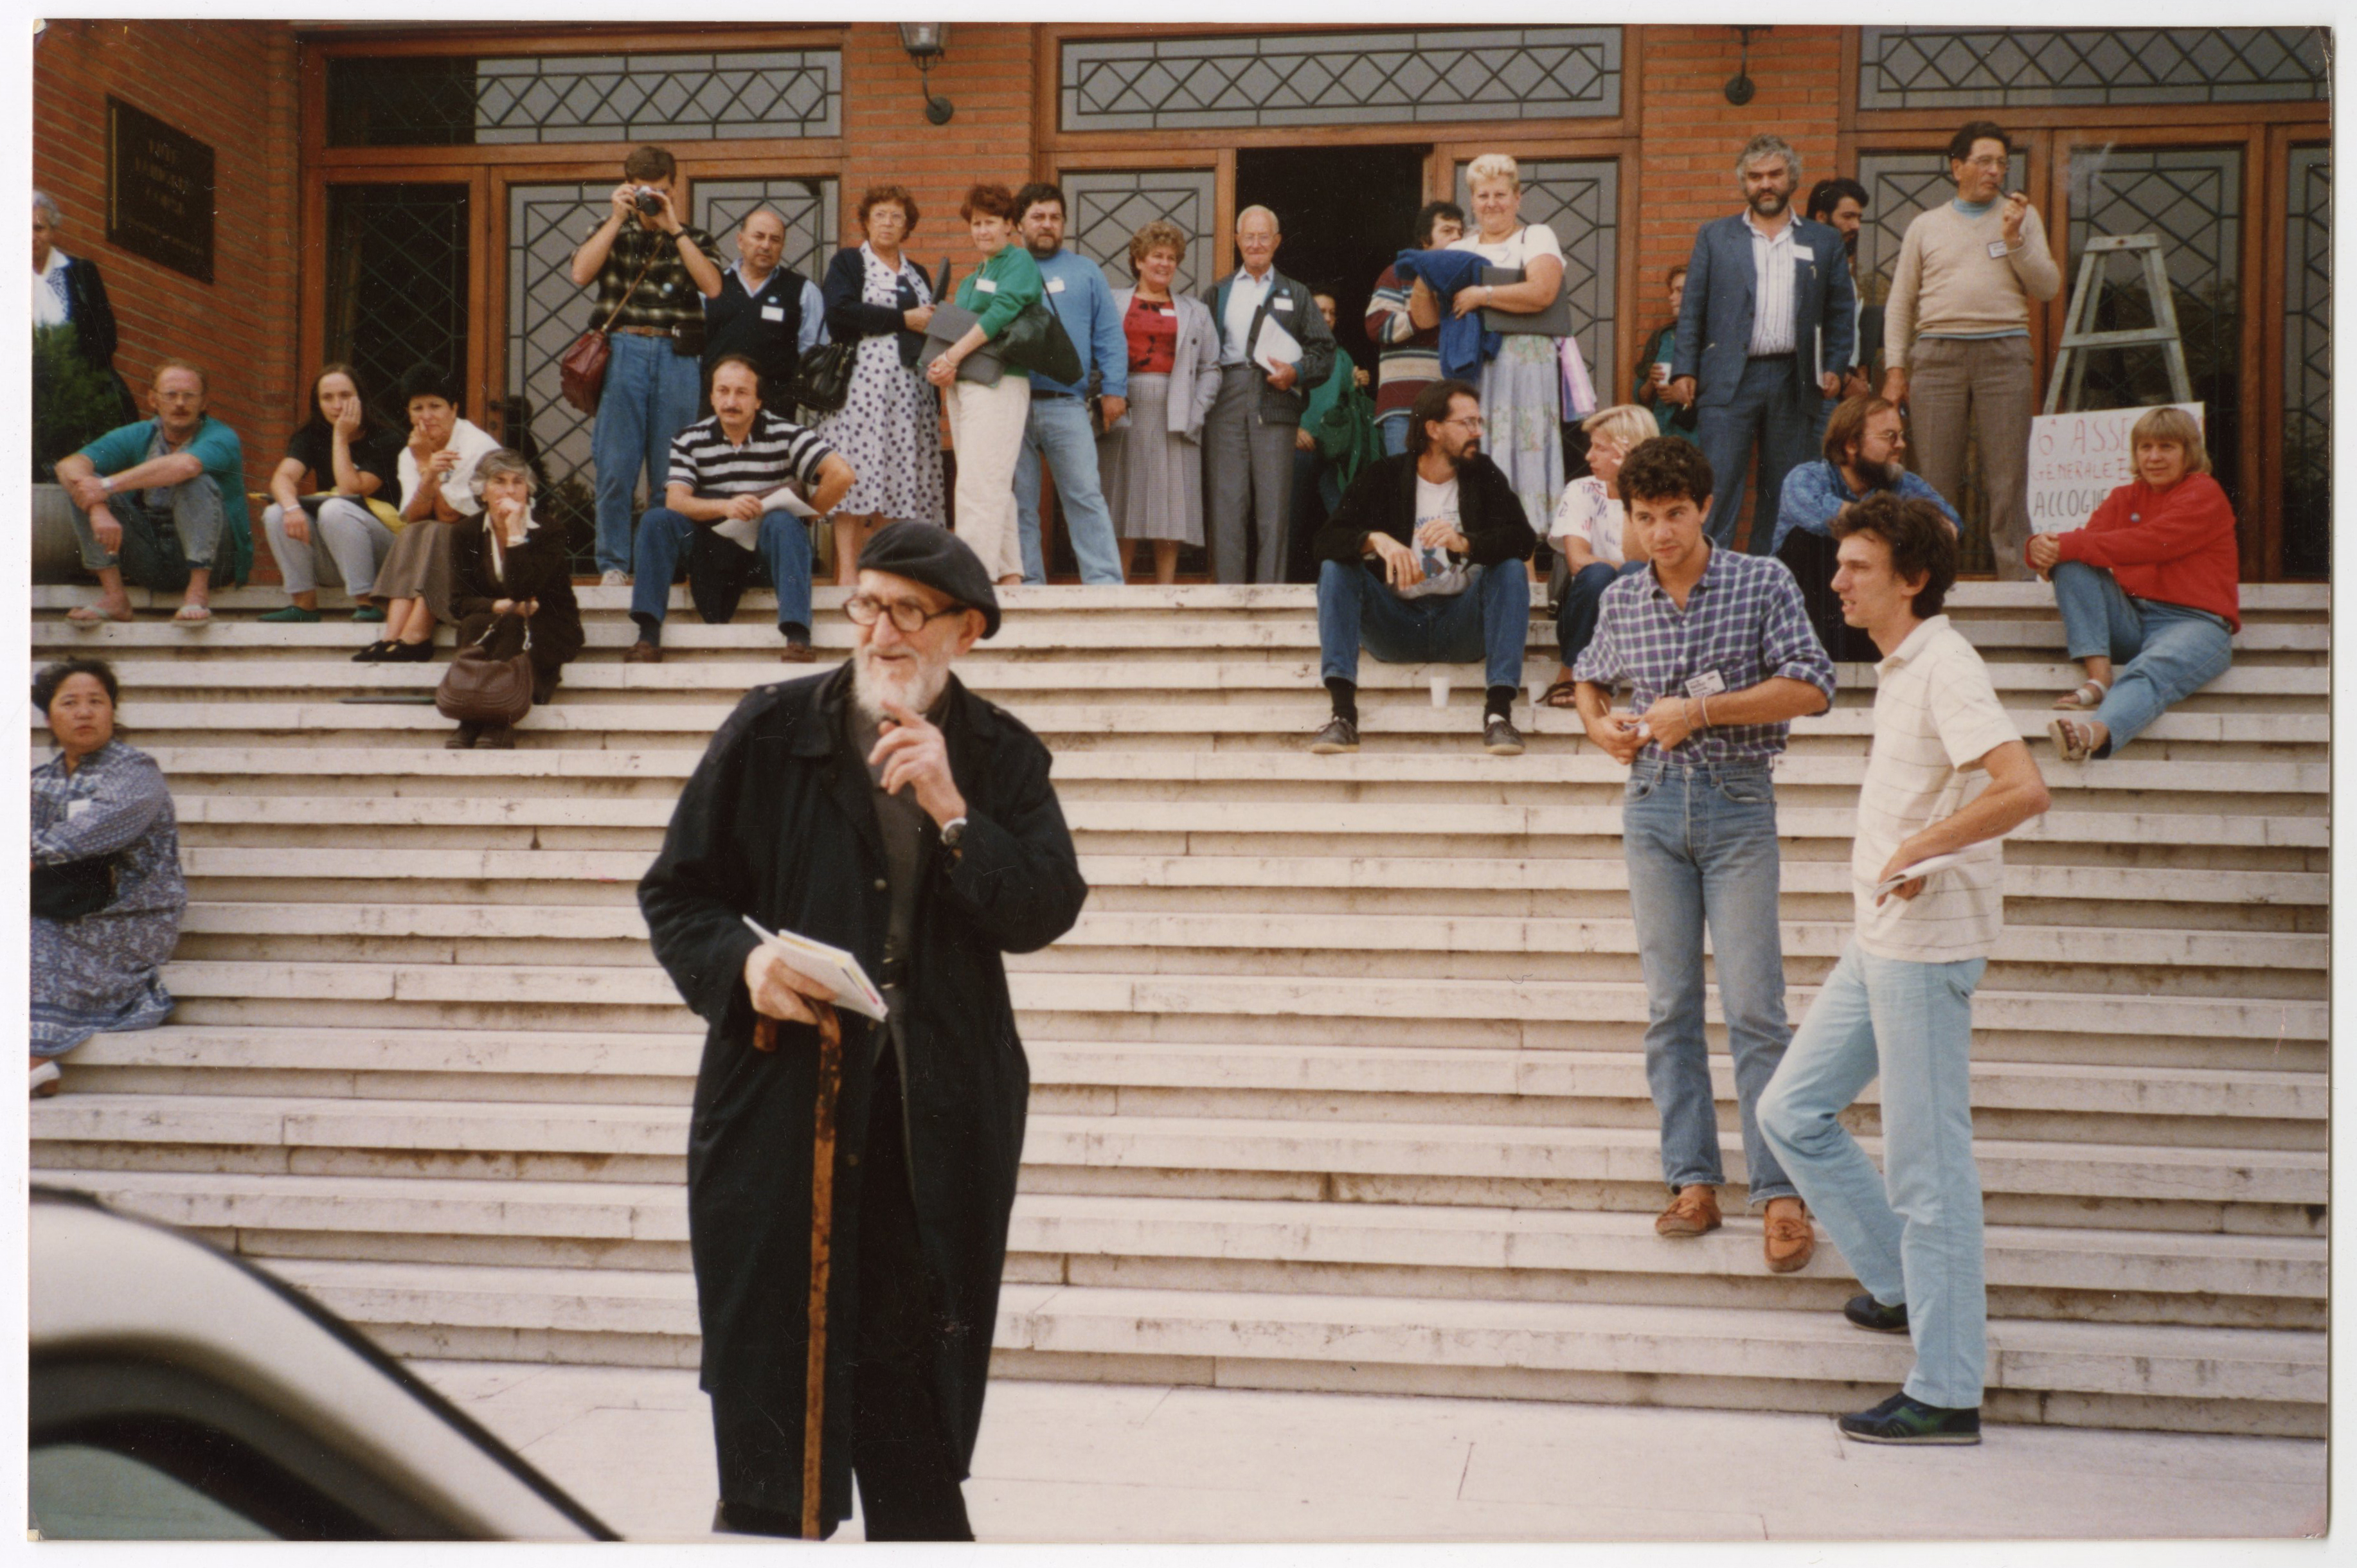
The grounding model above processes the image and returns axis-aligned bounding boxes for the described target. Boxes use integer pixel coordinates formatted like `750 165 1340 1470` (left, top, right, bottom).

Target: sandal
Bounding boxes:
172 603 213 626
2048 716 2097 763
1539 677 1581 709
66 603 134 625
2053 677 2109 711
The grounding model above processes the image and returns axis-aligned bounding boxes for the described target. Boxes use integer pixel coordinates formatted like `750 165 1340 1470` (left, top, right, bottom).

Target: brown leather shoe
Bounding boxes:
778 641 817 663
623 641 663 664
1654 1185 1721 1238
1762 1197 1815 1274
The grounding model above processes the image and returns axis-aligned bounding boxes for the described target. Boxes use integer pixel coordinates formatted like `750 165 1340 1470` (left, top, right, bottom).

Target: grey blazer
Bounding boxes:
1104 289 1224 443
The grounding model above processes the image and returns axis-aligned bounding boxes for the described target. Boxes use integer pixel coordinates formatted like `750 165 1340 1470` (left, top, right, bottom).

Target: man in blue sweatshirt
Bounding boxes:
1011 182 1128 585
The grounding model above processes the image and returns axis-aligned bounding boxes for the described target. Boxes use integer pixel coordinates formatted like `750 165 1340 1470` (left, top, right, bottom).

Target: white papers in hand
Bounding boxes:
1873 851 1972 896
711 486 821 551
1251 314 1302 375
741 914 890 1022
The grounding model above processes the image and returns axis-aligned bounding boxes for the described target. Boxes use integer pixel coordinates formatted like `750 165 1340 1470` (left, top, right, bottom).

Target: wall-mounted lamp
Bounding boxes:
1725 26 1770 106
898 23 954 125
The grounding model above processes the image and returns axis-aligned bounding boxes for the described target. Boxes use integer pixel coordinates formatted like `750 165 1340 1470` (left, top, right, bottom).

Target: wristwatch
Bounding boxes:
98 475 113 494
940 816 968 851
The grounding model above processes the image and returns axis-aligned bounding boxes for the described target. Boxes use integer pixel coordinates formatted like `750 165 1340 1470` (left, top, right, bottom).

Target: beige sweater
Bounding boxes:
1884 201 2063 368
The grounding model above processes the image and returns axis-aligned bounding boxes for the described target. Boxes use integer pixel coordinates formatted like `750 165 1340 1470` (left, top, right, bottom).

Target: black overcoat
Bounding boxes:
638 663 1086 1532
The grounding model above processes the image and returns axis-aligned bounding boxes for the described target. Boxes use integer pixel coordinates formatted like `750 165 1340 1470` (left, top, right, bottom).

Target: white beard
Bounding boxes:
852 642 953 724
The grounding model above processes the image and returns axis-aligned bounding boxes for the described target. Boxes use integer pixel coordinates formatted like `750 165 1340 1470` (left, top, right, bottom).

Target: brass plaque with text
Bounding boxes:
106 96 214 284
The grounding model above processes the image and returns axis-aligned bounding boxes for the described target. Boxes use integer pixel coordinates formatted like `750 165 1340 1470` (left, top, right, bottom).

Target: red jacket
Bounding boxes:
2035 472 2241 632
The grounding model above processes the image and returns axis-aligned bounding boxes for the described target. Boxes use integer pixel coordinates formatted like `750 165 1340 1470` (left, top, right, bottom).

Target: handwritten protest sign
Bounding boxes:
2026 403 2203 533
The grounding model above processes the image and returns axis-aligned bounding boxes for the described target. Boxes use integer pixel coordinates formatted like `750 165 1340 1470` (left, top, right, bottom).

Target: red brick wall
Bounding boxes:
1636 26 1844 297
839 24 1037 253
33 19 303 521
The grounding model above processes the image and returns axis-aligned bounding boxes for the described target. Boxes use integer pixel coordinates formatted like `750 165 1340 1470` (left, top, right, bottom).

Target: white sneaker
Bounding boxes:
30 1060 61 1098
600 569 629 588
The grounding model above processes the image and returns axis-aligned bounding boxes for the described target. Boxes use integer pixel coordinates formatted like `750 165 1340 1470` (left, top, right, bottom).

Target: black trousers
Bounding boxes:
715 1053 974 1542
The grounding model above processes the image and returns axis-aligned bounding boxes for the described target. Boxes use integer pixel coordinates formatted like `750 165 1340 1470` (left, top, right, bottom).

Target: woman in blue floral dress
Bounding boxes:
30 658 184 1095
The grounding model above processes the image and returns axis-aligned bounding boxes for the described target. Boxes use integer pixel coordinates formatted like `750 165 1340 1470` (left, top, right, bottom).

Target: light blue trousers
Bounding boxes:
1760 939 1989 1409
2048 560 2233 756
1014 396 1124 585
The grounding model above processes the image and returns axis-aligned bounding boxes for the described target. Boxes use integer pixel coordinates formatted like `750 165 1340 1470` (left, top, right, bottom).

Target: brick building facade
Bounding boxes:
33 22 2330 578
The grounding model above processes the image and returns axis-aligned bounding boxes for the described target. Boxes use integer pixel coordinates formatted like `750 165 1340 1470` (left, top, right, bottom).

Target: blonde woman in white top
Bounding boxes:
1410 153 1567 537
1539 404 1654 704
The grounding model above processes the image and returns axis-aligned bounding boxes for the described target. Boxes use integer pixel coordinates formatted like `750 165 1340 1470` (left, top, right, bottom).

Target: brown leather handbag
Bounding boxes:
557 248 659 415
435 612 535 727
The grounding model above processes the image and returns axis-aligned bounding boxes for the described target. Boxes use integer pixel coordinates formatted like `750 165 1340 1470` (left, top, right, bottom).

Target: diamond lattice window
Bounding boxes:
1062 170 1219 300
324 184 471 419
328 50 841 147
2281 146 2329 576
1062 29 1620 132
1860 28 2326 109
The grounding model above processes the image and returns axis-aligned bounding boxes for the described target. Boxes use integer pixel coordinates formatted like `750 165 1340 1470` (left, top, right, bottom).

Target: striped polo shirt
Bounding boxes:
666 409 834 500
1851 614 2027 963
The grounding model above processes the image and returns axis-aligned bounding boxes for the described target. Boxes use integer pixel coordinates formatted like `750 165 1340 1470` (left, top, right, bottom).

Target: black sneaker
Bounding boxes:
1482 715 1525 756
1844 1293 1910 1333
1837 1390 1980 1445
1309 715 1359 754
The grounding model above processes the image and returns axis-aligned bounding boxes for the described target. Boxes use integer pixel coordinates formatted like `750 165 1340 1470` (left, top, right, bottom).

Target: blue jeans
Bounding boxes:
1376 412 1410 458
1316 556 1530 692
629 506 812 641
1760 940 1989 1409
1621 756 1797 1205
1554 558 1647 668
70 485 222 591
592 334 702 576
1697 357 1822 554
1014 396 1123 585
2048 560 2234 756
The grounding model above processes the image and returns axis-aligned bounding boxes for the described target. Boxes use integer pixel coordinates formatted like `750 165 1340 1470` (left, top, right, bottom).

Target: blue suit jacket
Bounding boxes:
1672 213 1856 410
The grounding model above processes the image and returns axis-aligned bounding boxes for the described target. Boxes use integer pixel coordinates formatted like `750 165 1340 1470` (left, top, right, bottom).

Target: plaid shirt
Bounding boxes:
1573 544 1836 767
586 220 724 335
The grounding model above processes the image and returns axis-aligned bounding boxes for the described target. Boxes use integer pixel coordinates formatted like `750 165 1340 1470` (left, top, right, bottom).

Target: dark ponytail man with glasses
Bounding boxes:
641 522 1085 1542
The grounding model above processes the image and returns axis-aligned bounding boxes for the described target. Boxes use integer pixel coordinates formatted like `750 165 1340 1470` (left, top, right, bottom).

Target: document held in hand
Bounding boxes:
1251 314 1302 376
741 914 890 1022
1872 851 1973 897
712 485 821 552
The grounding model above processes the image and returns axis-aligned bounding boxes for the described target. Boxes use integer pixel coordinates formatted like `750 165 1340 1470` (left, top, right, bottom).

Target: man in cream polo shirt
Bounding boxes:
1759 491 2049 1447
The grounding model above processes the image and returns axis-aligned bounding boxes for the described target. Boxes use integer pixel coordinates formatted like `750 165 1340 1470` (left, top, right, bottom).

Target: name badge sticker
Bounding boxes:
1684 669 1728 699
976 278 999 294
1272 296 1294 310
1987 240 2012 259
66 799 89 821
1047 278 1067 294
1159 307 1178 317
760 305 786 322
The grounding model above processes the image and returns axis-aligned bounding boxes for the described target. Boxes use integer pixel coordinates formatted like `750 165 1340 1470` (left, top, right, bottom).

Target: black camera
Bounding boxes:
632 187 666 218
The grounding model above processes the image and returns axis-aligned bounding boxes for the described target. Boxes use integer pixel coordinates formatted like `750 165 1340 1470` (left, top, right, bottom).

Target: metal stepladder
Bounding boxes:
2043 233 2194 414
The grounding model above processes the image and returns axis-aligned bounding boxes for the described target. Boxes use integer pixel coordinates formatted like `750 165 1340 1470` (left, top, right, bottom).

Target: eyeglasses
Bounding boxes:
1442 415 1486 432
845 594 966 634
1960 156 2009 171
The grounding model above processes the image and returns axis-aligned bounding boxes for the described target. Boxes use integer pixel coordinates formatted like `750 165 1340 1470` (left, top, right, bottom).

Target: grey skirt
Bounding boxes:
1096 373 1203 546
370 517 463 620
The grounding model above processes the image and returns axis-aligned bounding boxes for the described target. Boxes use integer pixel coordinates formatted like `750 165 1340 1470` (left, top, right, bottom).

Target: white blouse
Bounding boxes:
1549 475 1626 566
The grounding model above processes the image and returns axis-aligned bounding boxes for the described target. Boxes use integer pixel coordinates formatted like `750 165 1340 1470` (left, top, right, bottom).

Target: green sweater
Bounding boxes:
954 245 1045 340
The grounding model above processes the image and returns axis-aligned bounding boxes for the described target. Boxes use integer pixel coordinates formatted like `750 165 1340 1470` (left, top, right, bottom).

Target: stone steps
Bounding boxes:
221 1260 2335 1438
33 1093 2325 1211
30 581 2328 1434
44 1171 2323 1332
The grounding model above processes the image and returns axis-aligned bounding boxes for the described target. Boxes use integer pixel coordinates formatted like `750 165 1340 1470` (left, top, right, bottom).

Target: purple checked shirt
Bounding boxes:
1572 545 1836 767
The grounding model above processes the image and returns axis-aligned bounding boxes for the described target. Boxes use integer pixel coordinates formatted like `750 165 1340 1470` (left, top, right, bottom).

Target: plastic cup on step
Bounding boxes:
1429 675 1450 709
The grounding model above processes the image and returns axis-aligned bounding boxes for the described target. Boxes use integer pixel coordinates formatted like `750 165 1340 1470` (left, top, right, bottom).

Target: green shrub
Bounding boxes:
32 326 128 482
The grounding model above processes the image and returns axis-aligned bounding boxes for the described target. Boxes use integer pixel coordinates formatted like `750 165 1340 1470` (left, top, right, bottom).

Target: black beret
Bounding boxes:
857 521 1001 638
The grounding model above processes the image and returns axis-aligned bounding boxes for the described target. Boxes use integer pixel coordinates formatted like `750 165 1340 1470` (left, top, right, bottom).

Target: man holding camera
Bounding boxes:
569 143 726 586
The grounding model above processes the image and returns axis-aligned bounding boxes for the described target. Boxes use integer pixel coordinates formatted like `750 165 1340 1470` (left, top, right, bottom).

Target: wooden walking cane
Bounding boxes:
752 997 845 1542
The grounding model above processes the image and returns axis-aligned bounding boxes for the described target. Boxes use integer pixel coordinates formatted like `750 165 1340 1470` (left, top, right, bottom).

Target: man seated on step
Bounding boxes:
625 353 856 666
1307 378 1535 756
1759 492 2049 1446
1771 394 1958 663
1572 436 1834 1274
57 359 249 627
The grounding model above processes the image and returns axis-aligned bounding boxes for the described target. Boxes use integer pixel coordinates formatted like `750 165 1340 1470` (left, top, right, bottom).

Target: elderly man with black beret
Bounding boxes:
640 523 1088 1542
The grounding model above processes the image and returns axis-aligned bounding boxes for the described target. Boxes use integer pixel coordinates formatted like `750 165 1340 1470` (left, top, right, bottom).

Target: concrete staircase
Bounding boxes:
30 580 2327 1437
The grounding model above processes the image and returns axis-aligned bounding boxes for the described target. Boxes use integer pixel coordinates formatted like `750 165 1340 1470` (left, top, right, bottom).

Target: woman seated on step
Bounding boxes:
258 363 406 625
1537 404 1653 708
2027 405 2239 763
444 449 584 750
355 362 503 664
31 657 186 1098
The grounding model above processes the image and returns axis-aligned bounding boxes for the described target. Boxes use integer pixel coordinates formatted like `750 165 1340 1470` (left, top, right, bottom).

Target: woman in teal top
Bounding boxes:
925 183 1043 583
